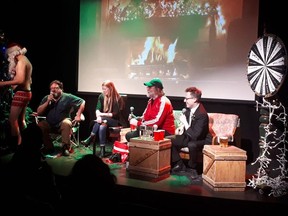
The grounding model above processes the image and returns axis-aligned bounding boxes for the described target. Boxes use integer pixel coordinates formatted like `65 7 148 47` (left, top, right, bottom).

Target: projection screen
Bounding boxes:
78 0 259 101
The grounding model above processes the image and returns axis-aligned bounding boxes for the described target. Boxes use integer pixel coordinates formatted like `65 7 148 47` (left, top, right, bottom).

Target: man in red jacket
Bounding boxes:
125 78 175 142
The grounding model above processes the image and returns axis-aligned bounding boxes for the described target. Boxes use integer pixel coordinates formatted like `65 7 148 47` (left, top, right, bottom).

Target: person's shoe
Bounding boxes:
81 135 94 147
99 145 106 158
62 144 71 156
186 168 199 179
62 149 70 156
171 162 186 173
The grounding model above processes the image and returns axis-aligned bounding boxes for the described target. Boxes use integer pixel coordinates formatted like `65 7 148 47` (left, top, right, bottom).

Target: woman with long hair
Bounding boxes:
81 80 126 157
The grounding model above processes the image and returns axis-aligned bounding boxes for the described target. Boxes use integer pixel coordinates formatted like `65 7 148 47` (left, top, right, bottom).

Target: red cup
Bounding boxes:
154 130 165 141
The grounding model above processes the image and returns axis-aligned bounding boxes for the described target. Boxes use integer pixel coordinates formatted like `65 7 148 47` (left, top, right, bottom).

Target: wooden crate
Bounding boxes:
202 145 247 191
128 138 171 178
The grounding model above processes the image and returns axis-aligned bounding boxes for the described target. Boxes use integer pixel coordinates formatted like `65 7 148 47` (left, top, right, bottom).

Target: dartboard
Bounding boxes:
247 34 287 98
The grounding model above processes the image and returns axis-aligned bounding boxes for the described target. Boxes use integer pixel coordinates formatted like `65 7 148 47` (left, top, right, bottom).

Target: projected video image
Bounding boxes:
79 0 259 101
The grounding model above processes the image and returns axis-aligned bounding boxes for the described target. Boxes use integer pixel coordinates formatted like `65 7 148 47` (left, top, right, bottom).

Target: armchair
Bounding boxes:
208 113 240 146
173 110 241 160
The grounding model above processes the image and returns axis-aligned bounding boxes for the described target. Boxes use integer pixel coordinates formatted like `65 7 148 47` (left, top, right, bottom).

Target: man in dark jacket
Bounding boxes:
170 87 212 179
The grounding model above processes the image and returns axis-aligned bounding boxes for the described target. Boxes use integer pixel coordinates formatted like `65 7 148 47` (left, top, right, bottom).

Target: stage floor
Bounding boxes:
45 146 288 214
1 145 287 214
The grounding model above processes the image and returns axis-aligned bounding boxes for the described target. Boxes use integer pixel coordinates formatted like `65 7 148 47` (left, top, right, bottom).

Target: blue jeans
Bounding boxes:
91 117 119 145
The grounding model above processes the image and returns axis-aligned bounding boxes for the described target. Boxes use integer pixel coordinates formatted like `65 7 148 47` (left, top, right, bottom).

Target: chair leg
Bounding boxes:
70 140 78 147
53 134 62 145
70 132 79 147
70 125 80 148
93 142 96 156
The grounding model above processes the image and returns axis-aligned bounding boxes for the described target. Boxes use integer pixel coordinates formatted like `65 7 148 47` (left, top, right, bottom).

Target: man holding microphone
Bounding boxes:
36 80 85 156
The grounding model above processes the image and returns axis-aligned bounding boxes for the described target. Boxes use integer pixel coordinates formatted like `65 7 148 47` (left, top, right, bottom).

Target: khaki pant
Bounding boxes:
37 118 72 150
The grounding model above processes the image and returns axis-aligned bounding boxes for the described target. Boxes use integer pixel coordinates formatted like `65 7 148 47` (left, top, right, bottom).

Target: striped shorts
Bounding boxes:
11 90 32 107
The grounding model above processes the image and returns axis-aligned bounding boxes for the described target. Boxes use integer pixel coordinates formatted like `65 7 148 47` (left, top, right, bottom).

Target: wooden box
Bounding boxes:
128 138 171 178
202 145 247 191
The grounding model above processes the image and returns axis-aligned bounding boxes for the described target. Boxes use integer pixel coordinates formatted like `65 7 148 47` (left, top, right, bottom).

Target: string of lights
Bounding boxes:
248 98 288 197
109 0 219 22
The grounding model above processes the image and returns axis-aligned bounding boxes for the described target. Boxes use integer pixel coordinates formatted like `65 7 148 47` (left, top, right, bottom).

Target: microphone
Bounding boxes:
182 108 187 114
130 106 136 118
49 92 57 105
130 106 134 114
153 124 158 131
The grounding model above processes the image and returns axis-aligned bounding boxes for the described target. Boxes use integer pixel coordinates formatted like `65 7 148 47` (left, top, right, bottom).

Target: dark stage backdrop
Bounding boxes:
78 0 259 101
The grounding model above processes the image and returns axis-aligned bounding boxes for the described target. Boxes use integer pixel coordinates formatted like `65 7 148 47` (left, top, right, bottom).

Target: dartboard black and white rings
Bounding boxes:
247 34 287 98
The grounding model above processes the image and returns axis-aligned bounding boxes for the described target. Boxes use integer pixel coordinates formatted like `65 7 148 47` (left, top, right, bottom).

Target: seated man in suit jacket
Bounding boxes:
170 87 212 179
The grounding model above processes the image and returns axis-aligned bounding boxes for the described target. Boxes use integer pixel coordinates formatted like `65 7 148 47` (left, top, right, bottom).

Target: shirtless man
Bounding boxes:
0 43 32 147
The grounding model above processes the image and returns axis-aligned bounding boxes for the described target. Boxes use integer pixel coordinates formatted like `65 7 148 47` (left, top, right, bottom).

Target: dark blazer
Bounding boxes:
174 103 212 147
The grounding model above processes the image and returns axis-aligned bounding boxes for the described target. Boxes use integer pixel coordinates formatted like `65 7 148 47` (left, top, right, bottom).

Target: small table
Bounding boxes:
202 145 247 191
127 137 171 179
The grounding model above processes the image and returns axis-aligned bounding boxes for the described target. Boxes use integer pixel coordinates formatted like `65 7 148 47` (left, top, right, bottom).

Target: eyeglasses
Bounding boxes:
184 97 194 101
50 87 60 90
